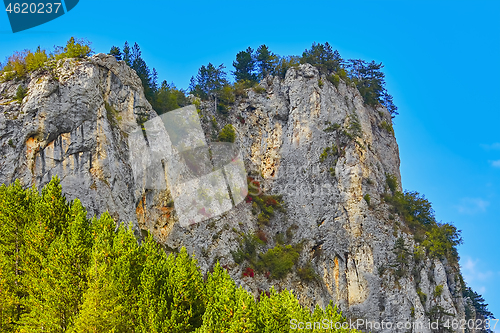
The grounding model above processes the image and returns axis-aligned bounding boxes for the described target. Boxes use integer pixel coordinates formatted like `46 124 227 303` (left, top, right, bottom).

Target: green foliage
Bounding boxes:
319 147 330 162
363 194 371 206
384 189 463 263
417 288 427 305
324 121 341 132
218 124 236 143
300 42 342 75
231 233 264 265
346 112 362 140
463 285 494 319
433 285 443 298
0 177 365 332
392 237 410 278
153 80 187 115
256 244 300 279
385 173 398 193
14 85 27 103
319 144 338 163
25 46 48 72
252 85 266 94
108 46 122 61
7 139 15 148
273 55 300 79
255 44 277 80
380 120 394 135
54 37 93 60
233 47 257 82
327 74 340 87
422 222 462 260
297 263 319 282
318 79 324 88
189 63 228 100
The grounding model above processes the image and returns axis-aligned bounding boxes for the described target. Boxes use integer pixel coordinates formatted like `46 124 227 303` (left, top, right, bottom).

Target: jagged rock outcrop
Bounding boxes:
0 54 472 332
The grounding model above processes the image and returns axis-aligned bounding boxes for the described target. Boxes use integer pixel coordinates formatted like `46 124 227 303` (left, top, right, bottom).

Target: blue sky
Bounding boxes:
1 0 499 322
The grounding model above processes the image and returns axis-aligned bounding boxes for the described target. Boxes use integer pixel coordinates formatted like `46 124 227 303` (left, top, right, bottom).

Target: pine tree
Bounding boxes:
227 287 258 333
71 215 140 332
21 199 92 332
197 263 236 332
136 235 172 333
255 45 276 80
232 47 257 82
109 46 122 61
256 288 309 332
0 180 31 332
192 63 228 99
301 42 340 74
123 41 131 66
163 247 205 332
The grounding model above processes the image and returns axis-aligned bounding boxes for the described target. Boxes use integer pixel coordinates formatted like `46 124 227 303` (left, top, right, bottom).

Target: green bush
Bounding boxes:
218 124 236 143
54 37 93 60
15 85 27 103
256 244 300 279
344 113 362 141
25 47 48 72
252 85 266 94
380 120 394 135
422 223 462 260
1 38 92 83
417 288 427 305
232 233 264 265
257 212 270 226
385 173 398 193
297 263 319 282
318 79 324 88
384 189 462 263
363 194 371 206
433 285 443 298
324 121 340 132
327 74 340 87
319 147 330 162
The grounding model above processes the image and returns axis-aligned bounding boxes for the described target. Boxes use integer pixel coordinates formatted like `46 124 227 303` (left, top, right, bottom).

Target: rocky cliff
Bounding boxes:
0 54 474 332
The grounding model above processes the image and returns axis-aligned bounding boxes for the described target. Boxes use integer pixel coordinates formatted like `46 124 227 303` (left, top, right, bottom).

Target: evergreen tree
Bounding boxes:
72 216 140 332
256 44 276 80
197 263 236 332
190 63 228 100
21 199 92 332
232 47 257 82
301 42 340 74
162 248 205 332
123 41 131 66
0 180 31 332
227 287 258 333
109 46 122 61
256 288 309 332
136 235 172 333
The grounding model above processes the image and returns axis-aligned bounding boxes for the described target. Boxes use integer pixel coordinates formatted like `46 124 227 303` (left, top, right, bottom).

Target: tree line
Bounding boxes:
108 41 398 117
0 177 358 332
1 39 398 116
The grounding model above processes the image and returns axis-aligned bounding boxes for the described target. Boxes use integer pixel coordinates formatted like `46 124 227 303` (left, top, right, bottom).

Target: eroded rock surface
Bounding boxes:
0 55 471 332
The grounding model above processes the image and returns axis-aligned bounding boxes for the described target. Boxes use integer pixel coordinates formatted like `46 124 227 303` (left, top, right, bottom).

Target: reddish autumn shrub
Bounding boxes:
243 267 254 278
256 229 268 243
265 197 278 206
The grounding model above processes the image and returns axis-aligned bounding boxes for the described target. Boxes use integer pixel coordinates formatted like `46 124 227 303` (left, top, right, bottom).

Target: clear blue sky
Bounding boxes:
1 0 499 322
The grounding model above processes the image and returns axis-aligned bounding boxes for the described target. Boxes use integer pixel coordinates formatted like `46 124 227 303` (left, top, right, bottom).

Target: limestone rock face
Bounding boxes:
0 55 470 332
0 54 155 225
